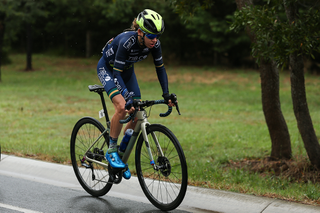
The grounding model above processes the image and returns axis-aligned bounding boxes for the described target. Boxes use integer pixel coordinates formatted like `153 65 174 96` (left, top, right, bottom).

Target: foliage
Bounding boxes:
230 0 320 68
0 1 20 65
0 0 256 66
182 0 251 65
0 0 47 56
167 0 252 65
167 0 214 18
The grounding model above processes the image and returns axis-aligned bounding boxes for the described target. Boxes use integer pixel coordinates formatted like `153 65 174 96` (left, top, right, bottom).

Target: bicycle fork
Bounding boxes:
134 110 165 170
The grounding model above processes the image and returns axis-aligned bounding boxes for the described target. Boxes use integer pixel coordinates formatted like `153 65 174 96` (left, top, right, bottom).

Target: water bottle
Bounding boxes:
119 129 134 153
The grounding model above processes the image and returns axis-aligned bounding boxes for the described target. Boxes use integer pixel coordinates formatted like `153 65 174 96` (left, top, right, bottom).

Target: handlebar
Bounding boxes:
120 95 181 124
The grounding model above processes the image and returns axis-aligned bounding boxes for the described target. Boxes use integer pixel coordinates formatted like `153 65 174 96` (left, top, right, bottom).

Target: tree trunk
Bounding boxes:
284 0 320 168
0 12 5 82
26 22 33 71
260 59 291 159
235 0 292 159
86 30 92 58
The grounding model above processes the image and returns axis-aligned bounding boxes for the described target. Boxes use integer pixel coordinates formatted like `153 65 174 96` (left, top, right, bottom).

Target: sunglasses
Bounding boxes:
140 29 161 39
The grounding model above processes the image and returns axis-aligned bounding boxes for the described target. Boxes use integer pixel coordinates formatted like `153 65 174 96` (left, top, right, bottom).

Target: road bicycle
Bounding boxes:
70 84 188 211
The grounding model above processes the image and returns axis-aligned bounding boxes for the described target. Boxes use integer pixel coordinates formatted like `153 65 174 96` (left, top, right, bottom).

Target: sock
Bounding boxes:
109 137 118 151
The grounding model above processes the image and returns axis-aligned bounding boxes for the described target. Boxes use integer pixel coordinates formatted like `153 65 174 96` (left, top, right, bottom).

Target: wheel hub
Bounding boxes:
157 156 171 177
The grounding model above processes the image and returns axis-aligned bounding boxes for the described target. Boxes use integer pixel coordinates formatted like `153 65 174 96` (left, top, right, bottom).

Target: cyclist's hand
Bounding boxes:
122 88 135 113
125 97 134 111
162 93 177 107
126 106 135 114
167 99 176 107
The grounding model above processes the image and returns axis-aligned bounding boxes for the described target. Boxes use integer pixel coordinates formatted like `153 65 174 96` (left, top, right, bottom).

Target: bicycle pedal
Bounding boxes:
108 175 115 184
108 173 122 184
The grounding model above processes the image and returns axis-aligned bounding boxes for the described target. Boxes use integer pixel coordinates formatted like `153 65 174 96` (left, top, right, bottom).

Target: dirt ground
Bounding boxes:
229 157 320 183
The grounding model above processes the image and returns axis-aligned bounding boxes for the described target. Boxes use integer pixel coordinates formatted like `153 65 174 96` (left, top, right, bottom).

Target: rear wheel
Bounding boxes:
70 117 112 197
135 124 188 211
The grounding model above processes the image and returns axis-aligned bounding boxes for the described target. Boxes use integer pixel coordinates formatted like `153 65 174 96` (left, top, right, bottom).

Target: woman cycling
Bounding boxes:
97 9 175 180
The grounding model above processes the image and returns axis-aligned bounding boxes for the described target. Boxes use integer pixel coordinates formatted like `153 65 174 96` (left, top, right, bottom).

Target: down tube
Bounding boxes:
121 120 142 164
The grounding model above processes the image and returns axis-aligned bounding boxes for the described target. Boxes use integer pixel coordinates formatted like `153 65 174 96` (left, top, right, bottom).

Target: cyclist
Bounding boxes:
96 9 175 180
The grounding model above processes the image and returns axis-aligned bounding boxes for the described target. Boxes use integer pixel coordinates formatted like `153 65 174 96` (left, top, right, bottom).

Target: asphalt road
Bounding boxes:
1 154 320 213
0 174 188 213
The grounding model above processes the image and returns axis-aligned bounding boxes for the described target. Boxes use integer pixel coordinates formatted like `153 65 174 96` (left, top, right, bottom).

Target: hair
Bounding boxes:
123 18 139 32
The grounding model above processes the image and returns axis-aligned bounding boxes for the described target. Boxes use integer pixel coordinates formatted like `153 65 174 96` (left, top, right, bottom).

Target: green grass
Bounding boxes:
1 54 320 204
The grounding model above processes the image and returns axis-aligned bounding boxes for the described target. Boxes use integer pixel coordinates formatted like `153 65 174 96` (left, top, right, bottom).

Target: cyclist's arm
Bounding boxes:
152 40 169 95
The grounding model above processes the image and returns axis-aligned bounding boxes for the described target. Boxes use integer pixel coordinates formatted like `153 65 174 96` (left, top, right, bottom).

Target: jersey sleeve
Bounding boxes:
152 40 169 95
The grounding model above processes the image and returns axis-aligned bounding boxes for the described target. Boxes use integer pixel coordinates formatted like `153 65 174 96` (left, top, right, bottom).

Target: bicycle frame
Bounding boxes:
72 85 187 211
84 109 164 171
121 110 164 169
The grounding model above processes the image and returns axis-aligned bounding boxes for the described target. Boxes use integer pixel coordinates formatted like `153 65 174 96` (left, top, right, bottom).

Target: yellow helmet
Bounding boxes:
136 9 165 35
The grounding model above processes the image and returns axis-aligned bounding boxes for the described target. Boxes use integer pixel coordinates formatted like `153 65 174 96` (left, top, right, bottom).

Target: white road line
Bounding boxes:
0 203 42 213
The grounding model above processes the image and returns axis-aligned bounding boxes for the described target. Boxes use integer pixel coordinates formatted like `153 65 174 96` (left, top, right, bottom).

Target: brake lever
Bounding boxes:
170 93 181 115
175 102 181 115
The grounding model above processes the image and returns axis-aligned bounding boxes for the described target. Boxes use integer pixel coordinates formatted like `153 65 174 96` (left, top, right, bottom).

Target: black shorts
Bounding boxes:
97 57 141 101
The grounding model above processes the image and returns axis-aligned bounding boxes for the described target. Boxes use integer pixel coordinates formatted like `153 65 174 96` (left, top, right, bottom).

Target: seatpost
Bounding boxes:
98 91 110 127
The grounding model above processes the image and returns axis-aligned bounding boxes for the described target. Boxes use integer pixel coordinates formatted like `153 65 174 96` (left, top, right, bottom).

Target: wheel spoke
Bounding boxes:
70 118 112 197
136 124 187 211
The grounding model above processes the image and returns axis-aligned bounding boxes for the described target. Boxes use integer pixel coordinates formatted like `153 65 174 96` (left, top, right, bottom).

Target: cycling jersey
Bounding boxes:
97 31 169 100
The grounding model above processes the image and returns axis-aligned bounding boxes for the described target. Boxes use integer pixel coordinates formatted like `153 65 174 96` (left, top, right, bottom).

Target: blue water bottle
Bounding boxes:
119 129 134 153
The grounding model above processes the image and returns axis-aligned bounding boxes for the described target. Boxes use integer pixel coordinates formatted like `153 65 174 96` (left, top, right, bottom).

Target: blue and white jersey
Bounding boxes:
101 31 168 94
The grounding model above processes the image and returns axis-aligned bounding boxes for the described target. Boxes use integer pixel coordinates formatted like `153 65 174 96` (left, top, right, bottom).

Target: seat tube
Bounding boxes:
98 92 110 126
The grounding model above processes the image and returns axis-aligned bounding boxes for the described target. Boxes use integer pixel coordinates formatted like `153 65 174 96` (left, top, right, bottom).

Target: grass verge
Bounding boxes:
1 54 320 205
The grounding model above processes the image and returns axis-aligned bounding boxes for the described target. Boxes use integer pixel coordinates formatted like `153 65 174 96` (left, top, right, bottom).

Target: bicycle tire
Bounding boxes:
70 117 112 197
135 124 188 211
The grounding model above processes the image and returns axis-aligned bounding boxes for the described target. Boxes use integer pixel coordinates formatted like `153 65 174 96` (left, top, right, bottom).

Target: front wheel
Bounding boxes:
70 117 112 197
135 124 188 211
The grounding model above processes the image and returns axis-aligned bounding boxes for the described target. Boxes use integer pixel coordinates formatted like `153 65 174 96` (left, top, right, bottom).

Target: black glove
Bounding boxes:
163 93 180 115
122 88 133 110
162 93 171 104
125 97 134 110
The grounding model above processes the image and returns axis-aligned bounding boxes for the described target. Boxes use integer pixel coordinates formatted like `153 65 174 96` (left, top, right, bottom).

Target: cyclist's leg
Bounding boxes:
97 58 126 168
115 67 140 179
97 57 126 140
122 67 141 134
110 94 126 140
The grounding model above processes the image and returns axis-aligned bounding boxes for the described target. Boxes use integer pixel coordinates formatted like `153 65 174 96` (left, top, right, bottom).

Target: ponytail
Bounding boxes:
123 18 139 32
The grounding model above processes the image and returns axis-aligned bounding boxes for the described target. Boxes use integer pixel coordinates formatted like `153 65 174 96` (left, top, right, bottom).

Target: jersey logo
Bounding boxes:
127 55 148 62
123 36 136 50
105 47 114 57
142 48 149 53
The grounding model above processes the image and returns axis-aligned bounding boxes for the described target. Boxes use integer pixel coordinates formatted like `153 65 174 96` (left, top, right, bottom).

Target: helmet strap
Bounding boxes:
137 34 146 48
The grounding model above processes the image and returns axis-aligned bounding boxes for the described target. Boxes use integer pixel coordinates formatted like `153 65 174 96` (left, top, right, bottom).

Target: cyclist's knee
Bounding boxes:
112 95 127 117
115 106 126 118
